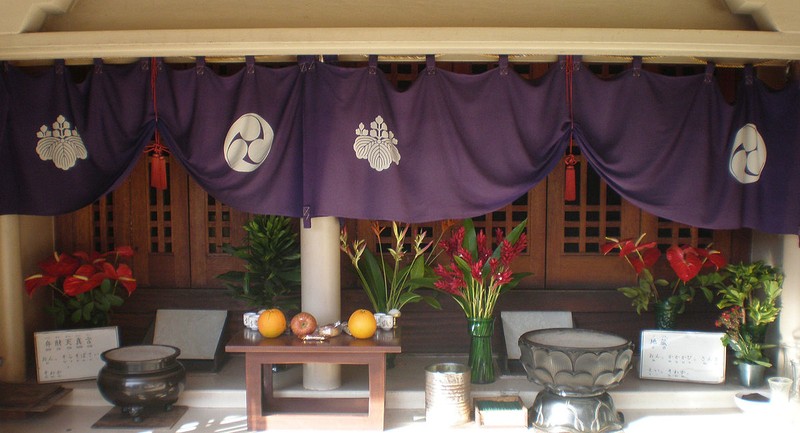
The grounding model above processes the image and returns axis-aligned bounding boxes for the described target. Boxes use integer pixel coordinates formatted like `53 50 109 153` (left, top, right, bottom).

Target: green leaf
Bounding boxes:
462 218 478 258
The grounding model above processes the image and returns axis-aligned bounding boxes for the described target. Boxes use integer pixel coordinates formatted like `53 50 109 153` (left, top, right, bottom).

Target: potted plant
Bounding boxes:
602 234 726 329
340 220 449 315
714 261 783 387
217 215 301 312
432 218 529 384
24 246 137 328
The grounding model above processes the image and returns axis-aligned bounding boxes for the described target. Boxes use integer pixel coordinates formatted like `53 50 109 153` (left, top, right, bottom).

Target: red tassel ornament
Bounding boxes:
564 154 577 202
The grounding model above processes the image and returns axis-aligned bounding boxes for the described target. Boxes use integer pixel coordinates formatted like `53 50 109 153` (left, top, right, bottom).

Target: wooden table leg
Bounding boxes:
245 354 268 431
367 353 387 430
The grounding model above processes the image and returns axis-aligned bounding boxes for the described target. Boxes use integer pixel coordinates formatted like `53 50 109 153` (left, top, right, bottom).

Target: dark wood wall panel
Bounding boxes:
111 286 719 355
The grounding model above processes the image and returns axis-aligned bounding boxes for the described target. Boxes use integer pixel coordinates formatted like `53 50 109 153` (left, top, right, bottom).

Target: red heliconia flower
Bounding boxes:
470 260 484 280
476 230 491 262
666 245 704 283
433 263 465 296
494 268 513 285
440 226 465 257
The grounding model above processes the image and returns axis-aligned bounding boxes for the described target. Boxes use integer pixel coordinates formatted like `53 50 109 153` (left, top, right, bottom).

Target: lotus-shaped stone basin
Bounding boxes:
519 328 633 397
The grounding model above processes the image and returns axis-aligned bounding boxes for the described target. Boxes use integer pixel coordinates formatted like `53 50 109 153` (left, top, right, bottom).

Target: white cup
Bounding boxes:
243 312 260 330
374 313 394 330
768 376 793 405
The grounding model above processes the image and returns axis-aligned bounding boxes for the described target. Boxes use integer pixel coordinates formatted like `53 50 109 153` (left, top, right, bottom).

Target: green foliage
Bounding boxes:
217 215 301 311
341 221 443 313
714 261 783 367
716 261 783 327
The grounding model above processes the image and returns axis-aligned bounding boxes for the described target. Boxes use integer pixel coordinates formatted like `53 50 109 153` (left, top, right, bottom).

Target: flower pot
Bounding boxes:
737 362 766 388
467 317 495 384
654 300 678 330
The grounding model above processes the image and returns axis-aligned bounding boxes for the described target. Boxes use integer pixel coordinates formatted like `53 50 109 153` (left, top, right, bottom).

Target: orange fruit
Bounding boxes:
347 309 377 339
257 309 286 338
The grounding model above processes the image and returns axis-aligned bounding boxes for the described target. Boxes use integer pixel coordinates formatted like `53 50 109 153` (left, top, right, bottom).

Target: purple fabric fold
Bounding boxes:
155 61 304 217
302 59 569 222
0 60 152 215
575 66 800 234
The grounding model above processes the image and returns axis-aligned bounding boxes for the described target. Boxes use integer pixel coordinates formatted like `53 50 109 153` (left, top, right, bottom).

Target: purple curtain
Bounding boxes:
575 59 800 234
0 60 152 215
302 56 569 222
155 58 304 217
1 56 799 235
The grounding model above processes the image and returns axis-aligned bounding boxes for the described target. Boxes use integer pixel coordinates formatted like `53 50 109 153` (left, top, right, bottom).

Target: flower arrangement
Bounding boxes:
340 220 451 313
602 234 726 317
432 218 529 319
714 261 783 367
24 246 137 328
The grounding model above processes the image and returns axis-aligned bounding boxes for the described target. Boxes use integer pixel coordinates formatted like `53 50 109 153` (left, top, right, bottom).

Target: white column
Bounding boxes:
0 215 27 382
300 216 341 390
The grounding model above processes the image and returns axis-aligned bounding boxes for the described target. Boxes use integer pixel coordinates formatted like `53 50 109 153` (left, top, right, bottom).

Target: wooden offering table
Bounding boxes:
225 330 401 431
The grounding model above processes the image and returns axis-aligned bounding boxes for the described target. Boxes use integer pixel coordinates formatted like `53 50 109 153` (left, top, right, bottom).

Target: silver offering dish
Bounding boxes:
519 328 633 433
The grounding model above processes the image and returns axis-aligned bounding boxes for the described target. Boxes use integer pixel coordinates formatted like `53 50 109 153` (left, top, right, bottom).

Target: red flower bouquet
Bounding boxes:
25 246 137 328
433 218 529 319
602 234 726 317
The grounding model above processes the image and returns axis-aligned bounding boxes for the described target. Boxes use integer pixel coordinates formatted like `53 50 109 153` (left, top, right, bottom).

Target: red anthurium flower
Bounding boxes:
39 252 80 277
24 274 57 297
697 247 727 270
110 245 135 259
63 264 106 296
114 264 137 295
666 245 703 283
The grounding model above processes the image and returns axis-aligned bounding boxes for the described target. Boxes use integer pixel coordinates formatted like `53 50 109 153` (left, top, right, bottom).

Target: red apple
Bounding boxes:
290 312 317 337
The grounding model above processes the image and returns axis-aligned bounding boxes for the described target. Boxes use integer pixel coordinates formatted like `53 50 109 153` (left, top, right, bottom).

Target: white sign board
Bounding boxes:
34 326 119 383
639 330 726 383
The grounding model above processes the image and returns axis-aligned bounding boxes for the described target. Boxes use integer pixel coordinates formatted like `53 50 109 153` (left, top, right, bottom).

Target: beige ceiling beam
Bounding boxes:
1 27 800 64
725 0 800 33
0 0 75 34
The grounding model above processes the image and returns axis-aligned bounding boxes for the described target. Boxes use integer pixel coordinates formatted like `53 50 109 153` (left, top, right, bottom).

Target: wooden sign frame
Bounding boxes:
639 330 726 383
34 326 119 383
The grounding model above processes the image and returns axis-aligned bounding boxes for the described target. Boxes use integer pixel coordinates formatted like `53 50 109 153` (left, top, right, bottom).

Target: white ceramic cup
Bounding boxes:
768 376 793 405
374 313 394 330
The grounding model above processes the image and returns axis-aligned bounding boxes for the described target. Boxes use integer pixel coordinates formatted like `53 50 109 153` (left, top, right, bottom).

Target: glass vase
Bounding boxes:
654 300 677 330
467 317 495 384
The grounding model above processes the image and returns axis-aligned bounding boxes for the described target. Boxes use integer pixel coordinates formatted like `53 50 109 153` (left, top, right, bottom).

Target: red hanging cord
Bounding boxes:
564 56 578 202
144 57 169 190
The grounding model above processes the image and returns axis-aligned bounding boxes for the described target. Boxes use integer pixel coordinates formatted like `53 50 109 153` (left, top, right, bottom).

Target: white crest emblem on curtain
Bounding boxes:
353 115 400 172
224 113 274 173
729 123 766 184
35 115 87 170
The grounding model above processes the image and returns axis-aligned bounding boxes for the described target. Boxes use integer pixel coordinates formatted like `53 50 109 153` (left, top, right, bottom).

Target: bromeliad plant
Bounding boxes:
24 246 137 328
432 218 529 319
714 261 783 367
602 234 726 315
340 220 451 313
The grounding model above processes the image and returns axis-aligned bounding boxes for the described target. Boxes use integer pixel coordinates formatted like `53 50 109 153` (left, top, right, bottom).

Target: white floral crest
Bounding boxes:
353 115 400 172
36 115 87 170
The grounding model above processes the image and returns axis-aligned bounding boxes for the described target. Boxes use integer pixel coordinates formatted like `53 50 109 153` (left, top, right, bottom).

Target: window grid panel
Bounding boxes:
148 160 173 254
205 196 235 254
563 158 622 254
91 194 115 252
656 218 715 250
